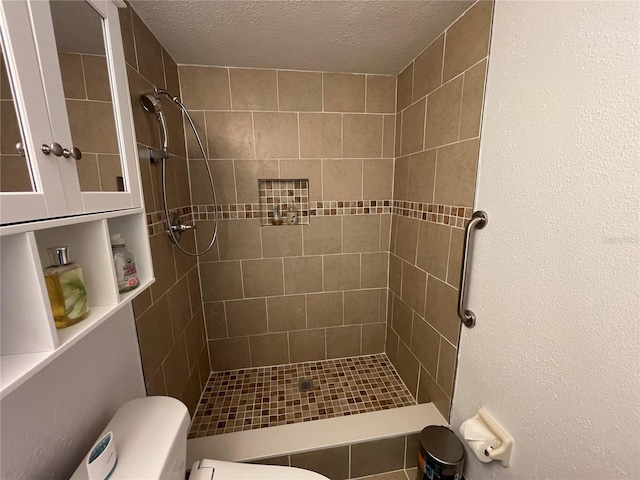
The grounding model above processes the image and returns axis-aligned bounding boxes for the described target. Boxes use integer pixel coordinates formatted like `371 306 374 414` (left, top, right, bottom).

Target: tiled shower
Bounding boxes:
123 0 492 440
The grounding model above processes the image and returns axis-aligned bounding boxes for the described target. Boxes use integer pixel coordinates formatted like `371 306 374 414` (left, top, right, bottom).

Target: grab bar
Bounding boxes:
458 210 488 328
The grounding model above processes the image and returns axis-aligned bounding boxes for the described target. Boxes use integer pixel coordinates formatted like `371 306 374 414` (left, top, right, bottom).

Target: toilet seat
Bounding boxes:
189 459 330 480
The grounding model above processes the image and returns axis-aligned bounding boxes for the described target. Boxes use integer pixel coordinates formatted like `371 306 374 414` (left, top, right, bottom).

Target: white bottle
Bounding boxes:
111 234 140 293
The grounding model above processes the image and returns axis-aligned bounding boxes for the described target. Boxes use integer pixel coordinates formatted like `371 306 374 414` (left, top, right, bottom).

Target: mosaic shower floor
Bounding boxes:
188 354 416 438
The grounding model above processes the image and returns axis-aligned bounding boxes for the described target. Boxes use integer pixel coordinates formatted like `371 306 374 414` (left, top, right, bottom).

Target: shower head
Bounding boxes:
139 92 162 114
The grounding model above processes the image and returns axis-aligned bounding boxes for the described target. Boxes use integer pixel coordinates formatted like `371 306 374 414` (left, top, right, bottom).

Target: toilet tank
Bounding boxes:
71 396 190 480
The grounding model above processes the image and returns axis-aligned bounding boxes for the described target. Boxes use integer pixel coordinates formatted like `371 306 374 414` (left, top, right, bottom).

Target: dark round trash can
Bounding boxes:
417 425 465 480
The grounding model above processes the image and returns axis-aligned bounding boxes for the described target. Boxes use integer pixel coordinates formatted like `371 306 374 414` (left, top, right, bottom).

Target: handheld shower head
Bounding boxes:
139 92 162 113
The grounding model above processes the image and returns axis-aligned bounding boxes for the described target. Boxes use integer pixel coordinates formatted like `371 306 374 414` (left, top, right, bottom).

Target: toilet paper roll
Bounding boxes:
460 417 501 463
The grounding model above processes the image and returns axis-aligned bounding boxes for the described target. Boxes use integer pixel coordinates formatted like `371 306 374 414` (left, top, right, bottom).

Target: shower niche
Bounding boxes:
258 179 309 226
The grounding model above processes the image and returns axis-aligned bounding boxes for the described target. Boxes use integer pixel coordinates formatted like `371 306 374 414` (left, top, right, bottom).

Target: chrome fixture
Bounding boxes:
458 210 488 328
139 87 218 257
41 142 82 159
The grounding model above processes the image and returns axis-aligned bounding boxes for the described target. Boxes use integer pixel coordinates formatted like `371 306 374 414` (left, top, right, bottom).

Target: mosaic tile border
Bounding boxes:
145 200 472 233
188 354 415 438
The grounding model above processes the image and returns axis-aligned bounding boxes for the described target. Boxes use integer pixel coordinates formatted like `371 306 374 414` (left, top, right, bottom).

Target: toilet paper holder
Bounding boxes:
462 408 513 467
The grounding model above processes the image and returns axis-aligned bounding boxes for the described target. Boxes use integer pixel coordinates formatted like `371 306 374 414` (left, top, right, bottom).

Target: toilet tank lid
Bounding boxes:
71 396 190 480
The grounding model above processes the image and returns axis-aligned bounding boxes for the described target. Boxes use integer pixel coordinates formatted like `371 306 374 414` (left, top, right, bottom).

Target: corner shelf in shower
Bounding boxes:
0 208 154 399
258 179 310 226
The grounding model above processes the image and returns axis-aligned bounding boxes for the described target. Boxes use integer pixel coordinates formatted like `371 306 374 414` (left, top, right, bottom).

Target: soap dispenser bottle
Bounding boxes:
111 234 140 293
43 246 90 328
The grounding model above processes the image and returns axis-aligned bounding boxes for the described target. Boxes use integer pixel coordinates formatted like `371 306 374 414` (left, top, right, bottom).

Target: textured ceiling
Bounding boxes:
129 1 474 75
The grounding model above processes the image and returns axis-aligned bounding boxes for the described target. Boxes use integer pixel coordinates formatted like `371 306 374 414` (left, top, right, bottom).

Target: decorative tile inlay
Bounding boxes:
258 179 310 225
188 354 415 438
392 200 472 229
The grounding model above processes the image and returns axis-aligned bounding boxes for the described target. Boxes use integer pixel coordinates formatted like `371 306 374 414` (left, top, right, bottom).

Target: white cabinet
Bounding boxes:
0 0 141 225
0 0 154 399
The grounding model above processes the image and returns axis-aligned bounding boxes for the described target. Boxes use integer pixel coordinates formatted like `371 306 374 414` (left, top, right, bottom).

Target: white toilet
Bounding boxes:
71 396 329 480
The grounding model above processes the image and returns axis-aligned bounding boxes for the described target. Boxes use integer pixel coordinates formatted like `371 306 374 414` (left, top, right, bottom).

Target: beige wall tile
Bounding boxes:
401 262 427 314
289 328 326 363
400 98 426 155
344 289 380 325
131 287 152 317
382 115 396 158
425 76 463 149
437 339 457 397
459 59 487 140
250 332 289 366
323 73 365 112
194 221 220 263
254 112 299 158
164 102 187 158
59 54 85 99
306 292 343 328
261 225 303 257
405 434 421 469
417 366 450 419
326 325 361 358
385 325 399 364
132 11 165 87
361 252 388 289
173 157 191 205
291 446 349 480
67 100 119 154
447 228 464 288
197 349 210 387
343 114 383 158
190 159 236 204
302 216 341 255
391 295 413 347
135 295 173 379
178 66 231 110
350 437 405 478
234 159 279 203
145 368 166 396
390 215 398 255
226 298 268 336
395 340 419 395
149 233 177 299
163 50 180 97
362 323 386 354
83 55 111 102
280 158 323 201
443 0 493 82
389 254 402 296
180 370 203 416
380 214 391 251
76 153 100 191
424 275 460 345
205 111 254 159
200 261 243 301
323 253 360 291
283 256 323 294
278 71 322 112
299 113 341 158
394 114 401 157
413 34 444 100
204 301 227 339
343 215 380 253
168 276 191 337
366 75 396 113
417 222 451 280
241 258 285 298
163 335 189 397
267 295 306 332
118 8 137 69
97 154 123 192
392 155 409 201
433 138 479 207
187 267 202 316
217 219 262 260
209 337 250 371
407 150 437 203
322 159 362 200
395 216 419 263
410 314 440 377
229 68 277 111
396 63 413 112
127 66 159 148
136 154 154 211
185 111 206 160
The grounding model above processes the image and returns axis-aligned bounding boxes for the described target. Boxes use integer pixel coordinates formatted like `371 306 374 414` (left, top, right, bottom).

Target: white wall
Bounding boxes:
0 305 145 479
451 1 640 478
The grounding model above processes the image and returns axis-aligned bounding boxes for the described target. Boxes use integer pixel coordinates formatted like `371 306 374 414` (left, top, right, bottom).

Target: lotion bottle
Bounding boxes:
111 234 140 293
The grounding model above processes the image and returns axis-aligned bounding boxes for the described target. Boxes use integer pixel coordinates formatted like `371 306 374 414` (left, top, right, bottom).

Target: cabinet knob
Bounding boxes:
41 142 64 156
15 142 25 156
63 147 82 160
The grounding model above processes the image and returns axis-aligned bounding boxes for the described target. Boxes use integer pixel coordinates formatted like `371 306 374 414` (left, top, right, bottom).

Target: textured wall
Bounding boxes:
0 306 145 479
386 0 493 419
177 65 396 370
119 6 209 415
451 0 640 478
